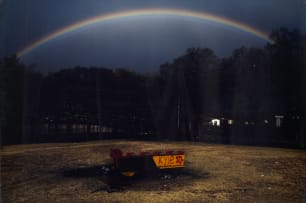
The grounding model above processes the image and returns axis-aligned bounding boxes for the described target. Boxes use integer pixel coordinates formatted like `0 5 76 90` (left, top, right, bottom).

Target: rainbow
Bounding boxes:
16 8 273 58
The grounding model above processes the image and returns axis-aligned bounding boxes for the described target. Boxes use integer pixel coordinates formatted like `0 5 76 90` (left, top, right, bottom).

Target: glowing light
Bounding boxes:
16 8 273 58
275 115 284 128
211 119 221 126
228 120 234 125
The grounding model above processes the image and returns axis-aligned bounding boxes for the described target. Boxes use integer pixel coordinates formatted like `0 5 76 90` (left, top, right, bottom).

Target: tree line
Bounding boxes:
0 28 305 147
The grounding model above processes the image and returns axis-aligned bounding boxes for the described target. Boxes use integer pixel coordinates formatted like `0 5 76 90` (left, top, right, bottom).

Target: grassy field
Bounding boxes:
1 140 306 202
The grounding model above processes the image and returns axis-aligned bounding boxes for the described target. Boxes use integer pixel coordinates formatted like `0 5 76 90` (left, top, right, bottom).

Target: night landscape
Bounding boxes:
1 0 306 202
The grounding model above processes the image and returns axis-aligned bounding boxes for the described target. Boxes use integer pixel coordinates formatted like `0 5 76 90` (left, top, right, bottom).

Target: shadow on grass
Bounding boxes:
61 164 209 193
62 165 109 178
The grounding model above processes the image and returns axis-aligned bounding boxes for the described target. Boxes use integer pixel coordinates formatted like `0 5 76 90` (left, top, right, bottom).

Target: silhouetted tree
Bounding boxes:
265 28 306 147
266 28 305 115
2 27 305 148
39 66 154 140
158 48 217 140
229 47 271 119
0 55 42 145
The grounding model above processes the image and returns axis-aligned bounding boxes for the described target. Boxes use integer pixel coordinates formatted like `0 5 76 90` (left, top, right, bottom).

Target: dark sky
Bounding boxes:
1 0 305 73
